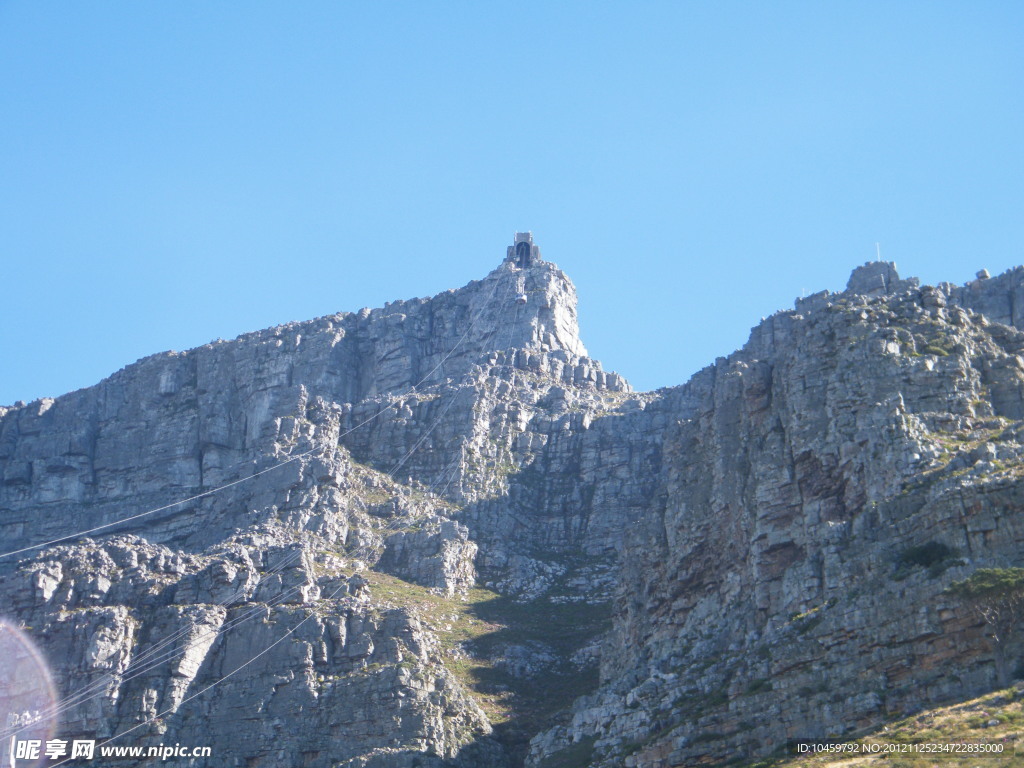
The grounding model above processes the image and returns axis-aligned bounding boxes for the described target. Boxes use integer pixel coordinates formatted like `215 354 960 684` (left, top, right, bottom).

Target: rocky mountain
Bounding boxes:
3 236 1024 767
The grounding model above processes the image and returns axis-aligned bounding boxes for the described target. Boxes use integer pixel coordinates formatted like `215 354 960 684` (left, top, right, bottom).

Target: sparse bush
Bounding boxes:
896 541 961 579
745 678 772 695
901 541 955 568
947 568 1024 686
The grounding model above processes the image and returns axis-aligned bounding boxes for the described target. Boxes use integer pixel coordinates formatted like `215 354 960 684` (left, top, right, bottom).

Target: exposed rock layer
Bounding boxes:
2 252 1024 768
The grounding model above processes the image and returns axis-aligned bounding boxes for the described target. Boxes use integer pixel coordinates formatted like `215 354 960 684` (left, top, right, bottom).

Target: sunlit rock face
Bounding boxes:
531 263 1024 766
4 246 1024 768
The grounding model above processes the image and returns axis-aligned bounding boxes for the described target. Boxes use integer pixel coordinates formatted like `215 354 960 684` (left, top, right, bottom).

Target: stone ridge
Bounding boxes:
4 252 1024 768
1 254 611 414
528 261 1024 766
0 252 626 559
0 240 632 768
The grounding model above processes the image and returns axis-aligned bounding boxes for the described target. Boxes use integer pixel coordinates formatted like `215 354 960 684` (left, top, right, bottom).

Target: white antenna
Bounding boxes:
876 242 881 260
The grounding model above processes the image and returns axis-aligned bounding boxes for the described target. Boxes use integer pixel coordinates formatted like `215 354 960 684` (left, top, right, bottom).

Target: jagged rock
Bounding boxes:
377 517 476 596
6 242 1024 768
846 260 919 296
527 263 1024 767
491 642 558 679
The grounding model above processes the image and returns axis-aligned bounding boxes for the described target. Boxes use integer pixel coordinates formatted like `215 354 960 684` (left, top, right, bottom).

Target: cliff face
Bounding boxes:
3 244 1024 767
530 265 1024 767
0 241 635 767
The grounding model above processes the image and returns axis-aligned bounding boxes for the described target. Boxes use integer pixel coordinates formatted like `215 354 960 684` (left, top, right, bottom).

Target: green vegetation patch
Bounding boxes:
894 541 962 579
734 684 1024 768
745 677 773 695
536 735 597 768
947 567 1024 600
363 571 612 765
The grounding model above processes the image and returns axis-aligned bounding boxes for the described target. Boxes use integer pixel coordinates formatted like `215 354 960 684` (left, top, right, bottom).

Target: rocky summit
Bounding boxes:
3 236 1024 767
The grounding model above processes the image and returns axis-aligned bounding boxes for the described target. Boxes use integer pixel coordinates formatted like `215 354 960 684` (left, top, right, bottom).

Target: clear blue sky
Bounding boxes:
1 2 1022 405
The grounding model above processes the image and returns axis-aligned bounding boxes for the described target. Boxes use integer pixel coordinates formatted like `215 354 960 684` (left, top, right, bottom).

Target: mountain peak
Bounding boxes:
474 232 588 359
845 260 920 296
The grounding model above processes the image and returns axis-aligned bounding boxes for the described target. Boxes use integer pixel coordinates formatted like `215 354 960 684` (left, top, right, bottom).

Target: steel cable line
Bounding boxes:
0 267 510 563
48 276 522 763
0 582 310 744
22 264 521 755
9 273 513 740
0 547 312 742
48 570 364 768
374 271 518 493
25 274 514 741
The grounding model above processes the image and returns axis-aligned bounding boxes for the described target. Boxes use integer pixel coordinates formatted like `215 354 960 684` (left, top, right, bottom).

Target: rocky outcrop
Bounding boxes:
378 517 477 597
528 262 1024 766
0 239 631 767
6 248 1024 768
1 533 500 766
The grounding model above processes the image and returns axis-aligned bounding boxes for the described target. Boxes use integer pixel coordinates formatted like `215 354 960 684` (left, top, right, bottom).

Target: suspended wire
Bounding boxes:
385 276 517 482
22 353 505 742
0 265 509 563
14 260 520 750
50 571 360 768
437 454 464 498
8 269 514 738
0 546 311 743
428 451 464 496
0 453 317 561
0 582 307 744
12 327 492 742
410 276 525 502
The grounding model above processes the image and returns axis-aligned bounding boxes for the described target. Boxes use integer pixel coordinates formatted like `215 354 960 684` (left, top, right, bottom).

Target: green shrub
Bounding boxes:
946 568 1024 686
900 541 955 568
896 541 961 578
745 678 773 695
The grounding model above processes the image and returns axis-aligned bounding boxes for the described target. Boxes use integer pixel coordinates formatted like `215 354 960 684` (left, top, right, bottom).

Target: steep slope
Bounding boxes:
0 235 635 767
4 245 1024 768
528 265 1024 767
743 683 1023 768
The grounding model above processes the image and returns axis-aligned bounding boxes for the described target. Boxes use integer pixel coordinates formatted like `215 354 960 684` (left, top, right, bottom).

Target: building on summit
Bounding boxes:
507 231 540 268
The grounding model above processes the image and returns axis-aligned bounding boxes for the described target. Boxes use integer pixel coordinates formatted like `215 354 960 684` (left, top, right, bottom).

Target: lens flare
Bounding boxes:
0 620 58 768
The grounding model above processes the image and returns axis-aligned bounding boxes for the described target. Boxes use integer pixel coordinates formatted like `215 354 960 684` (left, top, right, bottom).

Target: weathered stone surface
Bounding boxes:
0 243 627 767
845 260 920 296
528 264 1024 767
6 241 1024 767
378 517 476 597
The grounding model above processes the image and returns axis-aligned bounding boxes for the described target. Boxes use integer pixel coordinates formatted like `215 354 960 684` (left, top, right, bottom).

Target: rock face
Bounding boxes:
529 262 1024 767
0 237 631 767
4 247 1024 767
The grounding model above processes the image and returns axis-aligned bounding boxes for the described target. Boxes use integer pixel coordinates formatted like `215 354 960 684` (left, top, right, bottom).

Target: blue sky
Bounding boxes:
1 2 1022 404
